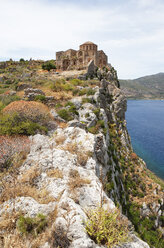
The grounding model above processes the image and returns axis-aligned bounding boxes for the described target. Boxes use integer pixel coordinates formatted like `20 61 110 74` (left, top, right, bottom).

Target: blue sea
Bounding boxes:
126 100 164 180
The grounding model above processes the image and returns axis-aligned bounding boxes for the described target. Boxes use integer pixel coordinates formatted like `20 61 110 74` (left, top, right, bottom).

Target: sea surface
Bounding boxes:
126 100 164 180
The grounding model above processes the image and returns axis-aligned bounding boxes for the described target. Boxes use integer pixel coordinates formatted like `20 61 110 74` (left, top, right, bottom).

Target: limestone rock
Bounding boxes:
87 60 96 77
17 83 32 91
68 120 86 129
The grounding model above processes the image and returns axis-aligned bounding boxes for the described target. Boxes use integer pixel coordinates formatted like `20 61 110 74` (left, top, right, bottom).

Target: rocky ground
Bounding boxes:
0 60 163 248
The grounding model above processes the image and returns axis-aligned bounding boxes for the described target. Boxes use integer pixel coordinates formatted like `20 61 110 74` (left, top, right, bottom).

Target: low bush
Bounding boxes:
86 88 96 96
0 101 51 135
57 109 73 121
85 207 129 247
50 79 74 92
93 108 100 118
88 120 105 134
17 214 47 236
126 202 164 247
0 113 48 135
3 100 51 125
69 78 84 86
42 61 56 71
78 88 87 96
82 97 95 104
0 135 30 171
0 94 20 110
34 94 46 102
57 103 78 121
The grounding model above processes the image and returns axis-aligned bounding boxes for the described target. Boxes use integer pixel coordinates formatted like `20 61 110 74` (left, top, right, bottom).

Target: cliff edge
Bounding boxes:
0 64 163 248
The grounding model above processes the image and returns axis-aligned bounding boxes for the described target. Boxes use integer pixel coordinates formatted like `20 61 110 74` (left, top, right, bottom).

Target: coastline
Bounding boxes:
126 99 164 181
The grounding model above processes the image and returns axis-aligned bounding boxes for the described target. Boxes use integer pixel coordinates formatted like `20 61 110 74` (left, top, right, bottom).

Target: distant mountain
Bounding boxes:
120 73 164 99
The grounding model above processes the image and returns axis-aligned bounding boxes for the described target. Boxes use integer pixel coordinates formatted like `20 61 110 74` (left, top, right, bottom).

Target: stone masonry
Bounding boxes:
56 41 108 70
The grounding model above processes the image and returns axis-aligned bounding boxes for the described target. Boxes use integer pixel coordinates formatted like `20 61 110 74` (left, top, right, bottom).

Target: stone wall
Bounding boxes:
56 41 108 71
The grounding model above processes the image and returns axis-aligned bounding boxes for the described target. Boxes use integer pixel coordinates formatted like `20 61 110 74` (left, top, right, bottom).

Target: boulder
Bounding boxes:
87 60 96 77
17 83 32 91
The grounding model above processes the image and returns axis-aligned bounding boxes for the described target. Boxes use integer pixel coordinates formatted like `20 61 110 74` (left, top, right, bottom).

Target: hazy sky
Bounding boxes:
0 0 164 78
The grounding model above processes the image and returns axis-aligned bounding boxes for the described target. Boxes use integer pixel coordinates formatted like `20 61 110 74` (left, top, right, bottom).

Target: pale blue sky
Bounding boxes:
0 0 164 78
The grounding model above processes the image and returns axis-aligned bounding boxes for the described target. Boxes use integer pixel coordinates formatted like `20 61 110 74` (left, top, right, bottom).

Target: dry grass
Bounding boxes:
0 206 59 248
40 87 73 101
0 164 55 205
3 100 52 124
47 168 63 179
0 212 21 232
20 165 41 185
0 181 54 205
16 91 24 98
63 142 78 154
56 121 68 129
68 169 91 192
54 134 66 146
62 142 91 167
77 152 89 167
0 136 30 172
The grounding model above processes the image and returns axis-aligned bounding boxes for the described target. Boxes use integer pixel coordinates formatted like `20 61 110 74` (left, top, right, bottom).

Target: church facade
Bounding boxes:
56 42 108 70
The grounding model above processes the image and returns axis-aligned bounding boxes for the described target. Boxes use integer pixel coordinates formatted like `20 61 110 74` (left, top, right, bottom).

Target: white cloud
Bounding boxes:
0 0 164 78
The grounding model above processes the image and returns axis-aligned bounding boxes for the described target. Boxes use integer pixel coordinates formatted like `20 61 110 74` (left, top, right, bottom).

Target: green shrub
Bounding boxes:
78 88 87 96
57 103 78 121
57 109 73 121
88 125 99 134
42 61 56 71
0 113 48 135
72 88 79 95
0 101 5 111
85 207 129 247
125 202 164 247
86 88 96 96
68 105 79 116
88 120 105 135
64 101 74 107
93 108 100 118
0 95 20 108
106 181 114 192
17 213 47 236
34 95 46 102
82 98 93 104
50 80 74 92
97 120 105 128
20 58 25 62
85 113 90 118
69 79 84 86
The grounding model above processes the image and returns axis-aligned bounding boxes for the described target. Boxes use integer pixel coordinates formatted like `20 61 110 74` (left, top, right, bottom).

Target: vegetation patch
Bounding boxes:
0 100 52 135
47 168 63 179
42 60 56 71
0 94 20 111
0 135 30 171
85 207 129 248
34 94 46 102
0 113 48 135
68 169 90 191
88 120 105 134
50 79 74 92
57 109 73 121
17 214 47 236
57 103 78 121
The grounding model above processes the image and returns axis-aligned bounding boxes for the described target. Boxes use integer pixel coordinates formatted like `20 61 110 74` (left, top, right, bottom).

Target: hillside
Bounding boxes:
120 73 164 99
0 60 164 248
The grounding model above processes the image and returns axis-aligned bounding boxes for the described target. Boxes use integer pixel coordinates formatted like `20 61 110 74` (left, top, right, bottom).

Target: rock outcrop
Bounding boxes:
0 69 163 248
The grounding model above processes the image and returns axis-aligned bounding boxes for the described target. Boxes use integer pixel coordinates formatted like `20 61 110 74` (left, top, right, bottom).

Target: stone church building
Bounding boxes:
56 41 108 70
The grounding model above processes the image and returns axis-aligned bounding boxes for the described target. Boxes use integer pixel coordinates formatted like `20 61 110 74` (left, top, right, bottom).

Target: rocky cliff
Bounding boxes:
0 66 163 248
